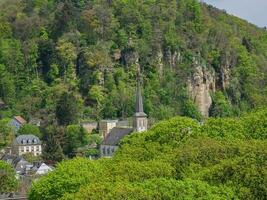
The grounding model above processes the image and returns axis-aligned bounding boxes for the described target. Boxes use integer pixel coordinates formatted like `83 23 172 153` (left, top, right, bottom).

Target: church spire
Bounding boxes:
133 65 147 132
135 74 144 113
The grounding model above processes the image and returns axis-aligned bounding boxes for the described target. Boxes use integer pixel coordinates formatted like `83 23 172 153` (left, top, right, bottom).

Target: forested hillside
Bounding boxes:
0 0 267 123
29 109 267 199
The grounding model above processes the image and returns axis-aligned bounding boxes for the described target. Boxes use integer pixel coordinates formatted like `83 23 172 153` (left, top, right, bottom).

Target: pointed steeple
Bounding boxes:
135 76 144 113
133 66 147 132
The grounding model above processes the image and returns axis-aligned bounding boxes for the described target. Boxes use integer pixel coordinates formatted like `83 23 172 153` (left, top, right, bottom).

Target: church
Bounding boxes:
100 75 148 157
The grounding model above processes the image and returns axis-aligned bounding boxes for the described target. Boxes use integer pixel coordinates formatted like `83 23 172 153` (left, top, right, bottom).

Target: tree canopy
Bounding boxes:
29 109 267 200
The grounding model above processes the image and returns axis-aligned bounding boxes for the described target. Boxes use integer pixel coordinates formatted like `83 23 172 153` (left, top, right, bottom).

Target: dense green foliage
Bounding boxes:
0 0 266 161
0 0 266 123
29 109 267 199
18 124 41 137
0 161 18 193
0 118 12 148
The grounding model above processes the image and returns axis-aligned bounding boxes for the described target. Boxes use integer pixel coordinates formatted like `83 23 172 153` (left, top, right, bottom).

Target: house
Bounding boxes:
35 163 53 175
12 135 42 156
100 75 148 157
13 157 31 175
10 116 27 132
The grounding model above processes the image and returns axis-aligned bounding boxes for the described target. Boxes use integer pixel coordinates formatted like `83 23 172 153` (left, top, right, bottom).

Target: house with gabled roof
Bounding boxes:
12 135 42 156
10 116 27 132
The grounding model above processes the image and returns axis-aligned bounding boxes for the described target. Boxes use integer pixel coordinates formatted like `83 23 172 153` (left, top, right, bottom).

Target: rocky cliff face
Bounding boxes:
188 59 216 117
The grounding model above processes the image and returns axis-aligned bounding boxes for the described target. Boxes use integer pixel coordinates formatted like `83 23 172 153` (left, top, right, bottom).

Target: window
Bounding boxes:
31 146 34 151
26 146 29 152
102 147 106 155
36 146 40 151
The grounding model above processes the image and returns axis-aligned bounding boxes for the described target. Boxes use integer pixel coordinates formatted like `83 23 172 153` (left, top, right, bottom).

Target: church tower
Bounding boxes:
133 71 148 133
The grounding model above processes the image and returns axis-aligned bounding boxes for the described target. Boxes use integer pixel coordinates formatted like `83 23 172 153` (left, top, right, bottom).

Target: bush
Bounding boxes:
241 109 267 139
201 117 245 139
0 161 18 193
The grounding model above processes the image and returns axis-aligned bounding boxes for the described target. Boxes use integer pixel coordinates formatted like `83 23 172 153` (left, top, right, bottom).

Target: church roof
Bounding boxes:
102 127 133 146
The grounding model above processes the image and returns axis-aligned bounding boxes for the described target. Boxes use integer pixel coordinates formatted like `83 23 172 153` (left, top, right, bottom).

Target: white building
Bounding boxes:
36 163 53 175
12 135 42 156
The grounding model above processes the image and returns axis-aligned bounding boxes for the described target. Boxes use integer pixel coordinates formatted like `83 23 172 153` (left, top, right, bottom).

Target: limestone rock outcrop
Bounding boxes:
188 60 216 117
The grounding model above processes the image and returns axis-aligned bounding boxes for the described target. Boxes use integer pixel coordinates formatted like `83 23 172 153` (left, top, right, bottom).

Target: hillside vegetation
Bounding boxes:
29 109 267 199
0 0 266 123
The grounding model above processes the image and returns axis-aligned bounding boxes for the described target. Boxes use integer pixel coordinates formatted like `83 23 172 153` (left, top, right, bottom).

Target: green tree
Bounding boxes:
18 124 41 137
0 161 18 193
42 126 65 162
56 92 81 126
210 92 233 117
0 118 13 149
56 39 77 83
0 64 15 106
64 125 89 157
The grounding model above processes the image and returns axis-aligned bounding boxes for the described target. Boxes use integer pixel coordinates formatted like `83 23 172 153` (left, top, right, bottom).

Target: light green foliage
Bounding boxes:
0 161 18 193
241 109 267 139
201 117 245 139
61 178 234 200
145 116 200 145
29 110 267 199
18 124 41 137
56 39 77 82
0 118 13 148
210 91 233 117
28 158 107 200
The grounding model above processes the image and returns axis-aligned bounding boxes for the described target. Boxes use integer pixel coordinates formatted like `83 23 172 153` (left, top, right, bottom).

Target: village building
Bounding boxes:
35 163 53 175
12 135 42 156
10 116 27 132
100 75 148 157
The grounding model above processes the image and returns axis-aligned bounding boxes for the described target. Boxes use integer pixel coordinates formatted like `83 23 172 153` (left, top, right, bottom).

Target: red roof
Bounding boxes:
14 116 26 124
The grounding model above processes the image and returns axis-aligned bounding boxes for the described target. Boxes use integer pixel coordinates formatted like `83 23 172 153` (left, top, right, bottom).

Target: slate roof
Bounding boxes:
102 127 133 146
14 116 26 124
13 134 41 145
1 155 28 169
1 154 17 164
